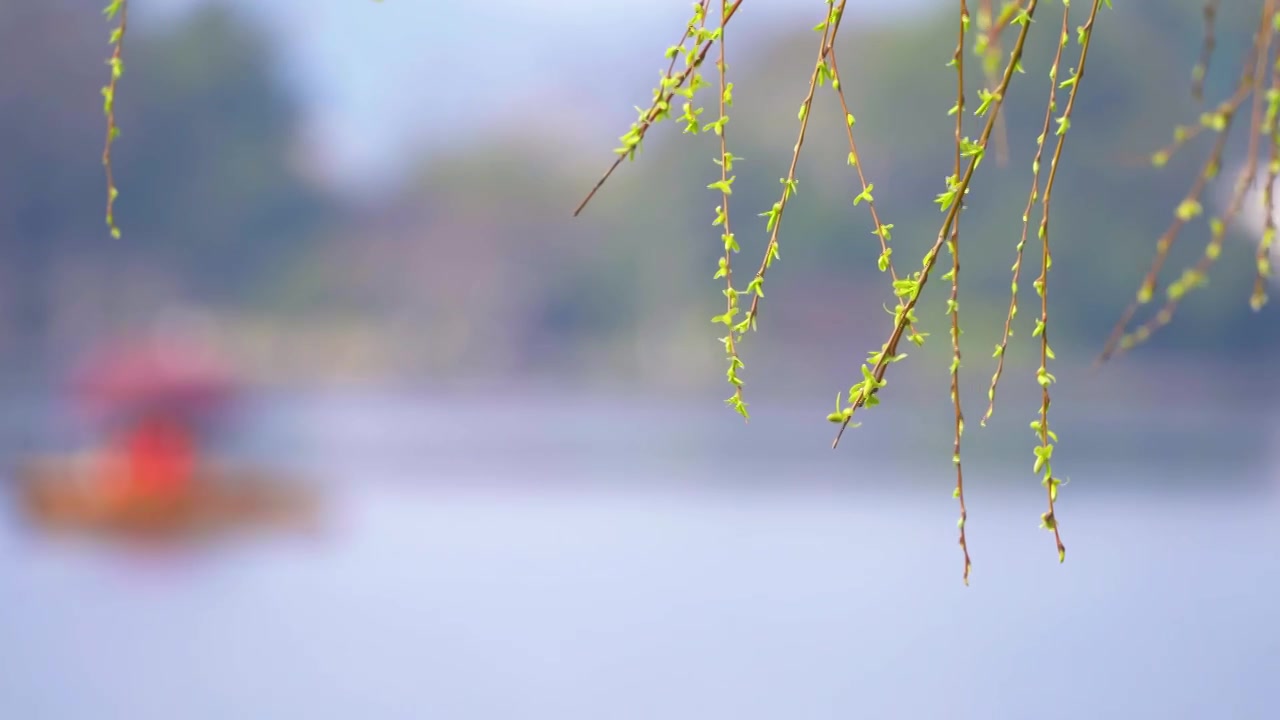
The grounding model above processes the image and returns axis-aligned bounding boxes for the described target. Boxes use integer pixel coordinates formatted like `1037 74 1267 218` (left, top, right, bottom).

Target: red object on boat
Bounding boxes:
113 411 198 497
69 335 238 422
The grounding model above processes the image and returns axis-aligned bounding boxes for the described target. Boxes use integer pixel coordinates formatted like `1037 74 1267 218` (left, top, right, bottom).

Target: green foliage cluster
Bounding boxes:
569 0 1280 583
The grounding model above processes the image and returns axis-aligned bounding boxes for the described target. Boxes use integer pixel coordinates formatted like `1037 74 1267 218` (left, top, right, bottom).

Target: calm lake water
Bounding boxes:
1 391 1278 719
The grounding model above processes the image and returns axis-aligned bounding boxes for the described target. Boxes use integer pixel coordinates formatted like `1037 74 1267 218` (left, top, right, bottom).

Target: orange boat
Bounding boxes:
16 453 319 540
15 327 319 540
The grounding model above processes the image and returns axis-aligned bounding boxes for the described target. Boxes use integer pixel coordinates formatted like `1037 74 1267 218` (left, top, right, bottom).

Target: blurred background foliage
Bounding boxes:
0 0 1276 396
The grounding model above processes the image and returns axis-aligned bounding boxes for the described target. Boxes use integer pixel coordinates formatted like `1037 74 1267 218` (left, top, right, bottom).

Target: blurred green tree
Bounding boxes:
0 0 336 366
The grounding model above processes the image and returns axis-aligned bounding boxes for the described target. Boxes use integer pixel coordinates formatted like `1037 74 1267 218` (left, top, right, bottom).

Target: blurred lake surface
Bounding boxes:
1 390 1278 719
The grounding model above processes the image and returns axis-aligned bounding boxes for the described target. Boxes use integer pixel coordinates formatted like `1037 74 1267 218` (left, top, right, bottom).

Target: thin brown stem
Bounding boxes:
1097 66 1254 364
1251 24 1280 311
975 0 1025 167
1192 0 1221 103
741 1 846 331
714 0 746 416
983 3 1071 427
1034 0 1106 564
824 46 921 339
950 0 972 585
573 0 741 217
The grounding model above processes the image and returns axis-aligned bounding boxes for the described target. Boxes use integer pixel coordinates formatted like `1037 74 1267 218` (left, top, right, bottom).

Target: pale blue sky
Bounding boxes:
137 0 932 195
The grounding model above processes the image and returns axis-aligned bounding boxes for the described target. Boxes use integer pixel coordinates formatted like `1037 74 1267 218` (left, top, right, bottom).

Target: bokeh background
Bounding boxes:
2 0 1278 717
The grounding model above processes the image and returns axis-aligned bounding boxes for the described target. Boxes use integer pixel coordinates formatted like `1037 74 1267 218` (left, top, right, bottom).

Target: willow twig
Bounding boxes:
101 0 128 239
573 0 741 217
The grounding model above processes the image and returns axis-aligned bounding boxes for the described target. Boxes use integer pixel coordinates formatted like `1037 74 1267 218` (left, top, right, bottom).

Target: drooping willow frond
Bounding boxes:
572 0 1131 581
1101 0 1279 362
101 0 128 239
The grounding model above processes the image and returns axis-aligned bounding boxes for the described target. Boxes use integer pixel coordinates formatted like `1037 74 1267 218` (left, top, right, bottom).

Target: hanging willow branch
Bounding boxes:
1108 5 1275 353
1095 0 1274 358
947 0 972 584
570 0 1280 579
1100 0 1279 361
101 0 128 239
571 0 1135 583
828 0 1042 449
1033 0 1107 564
